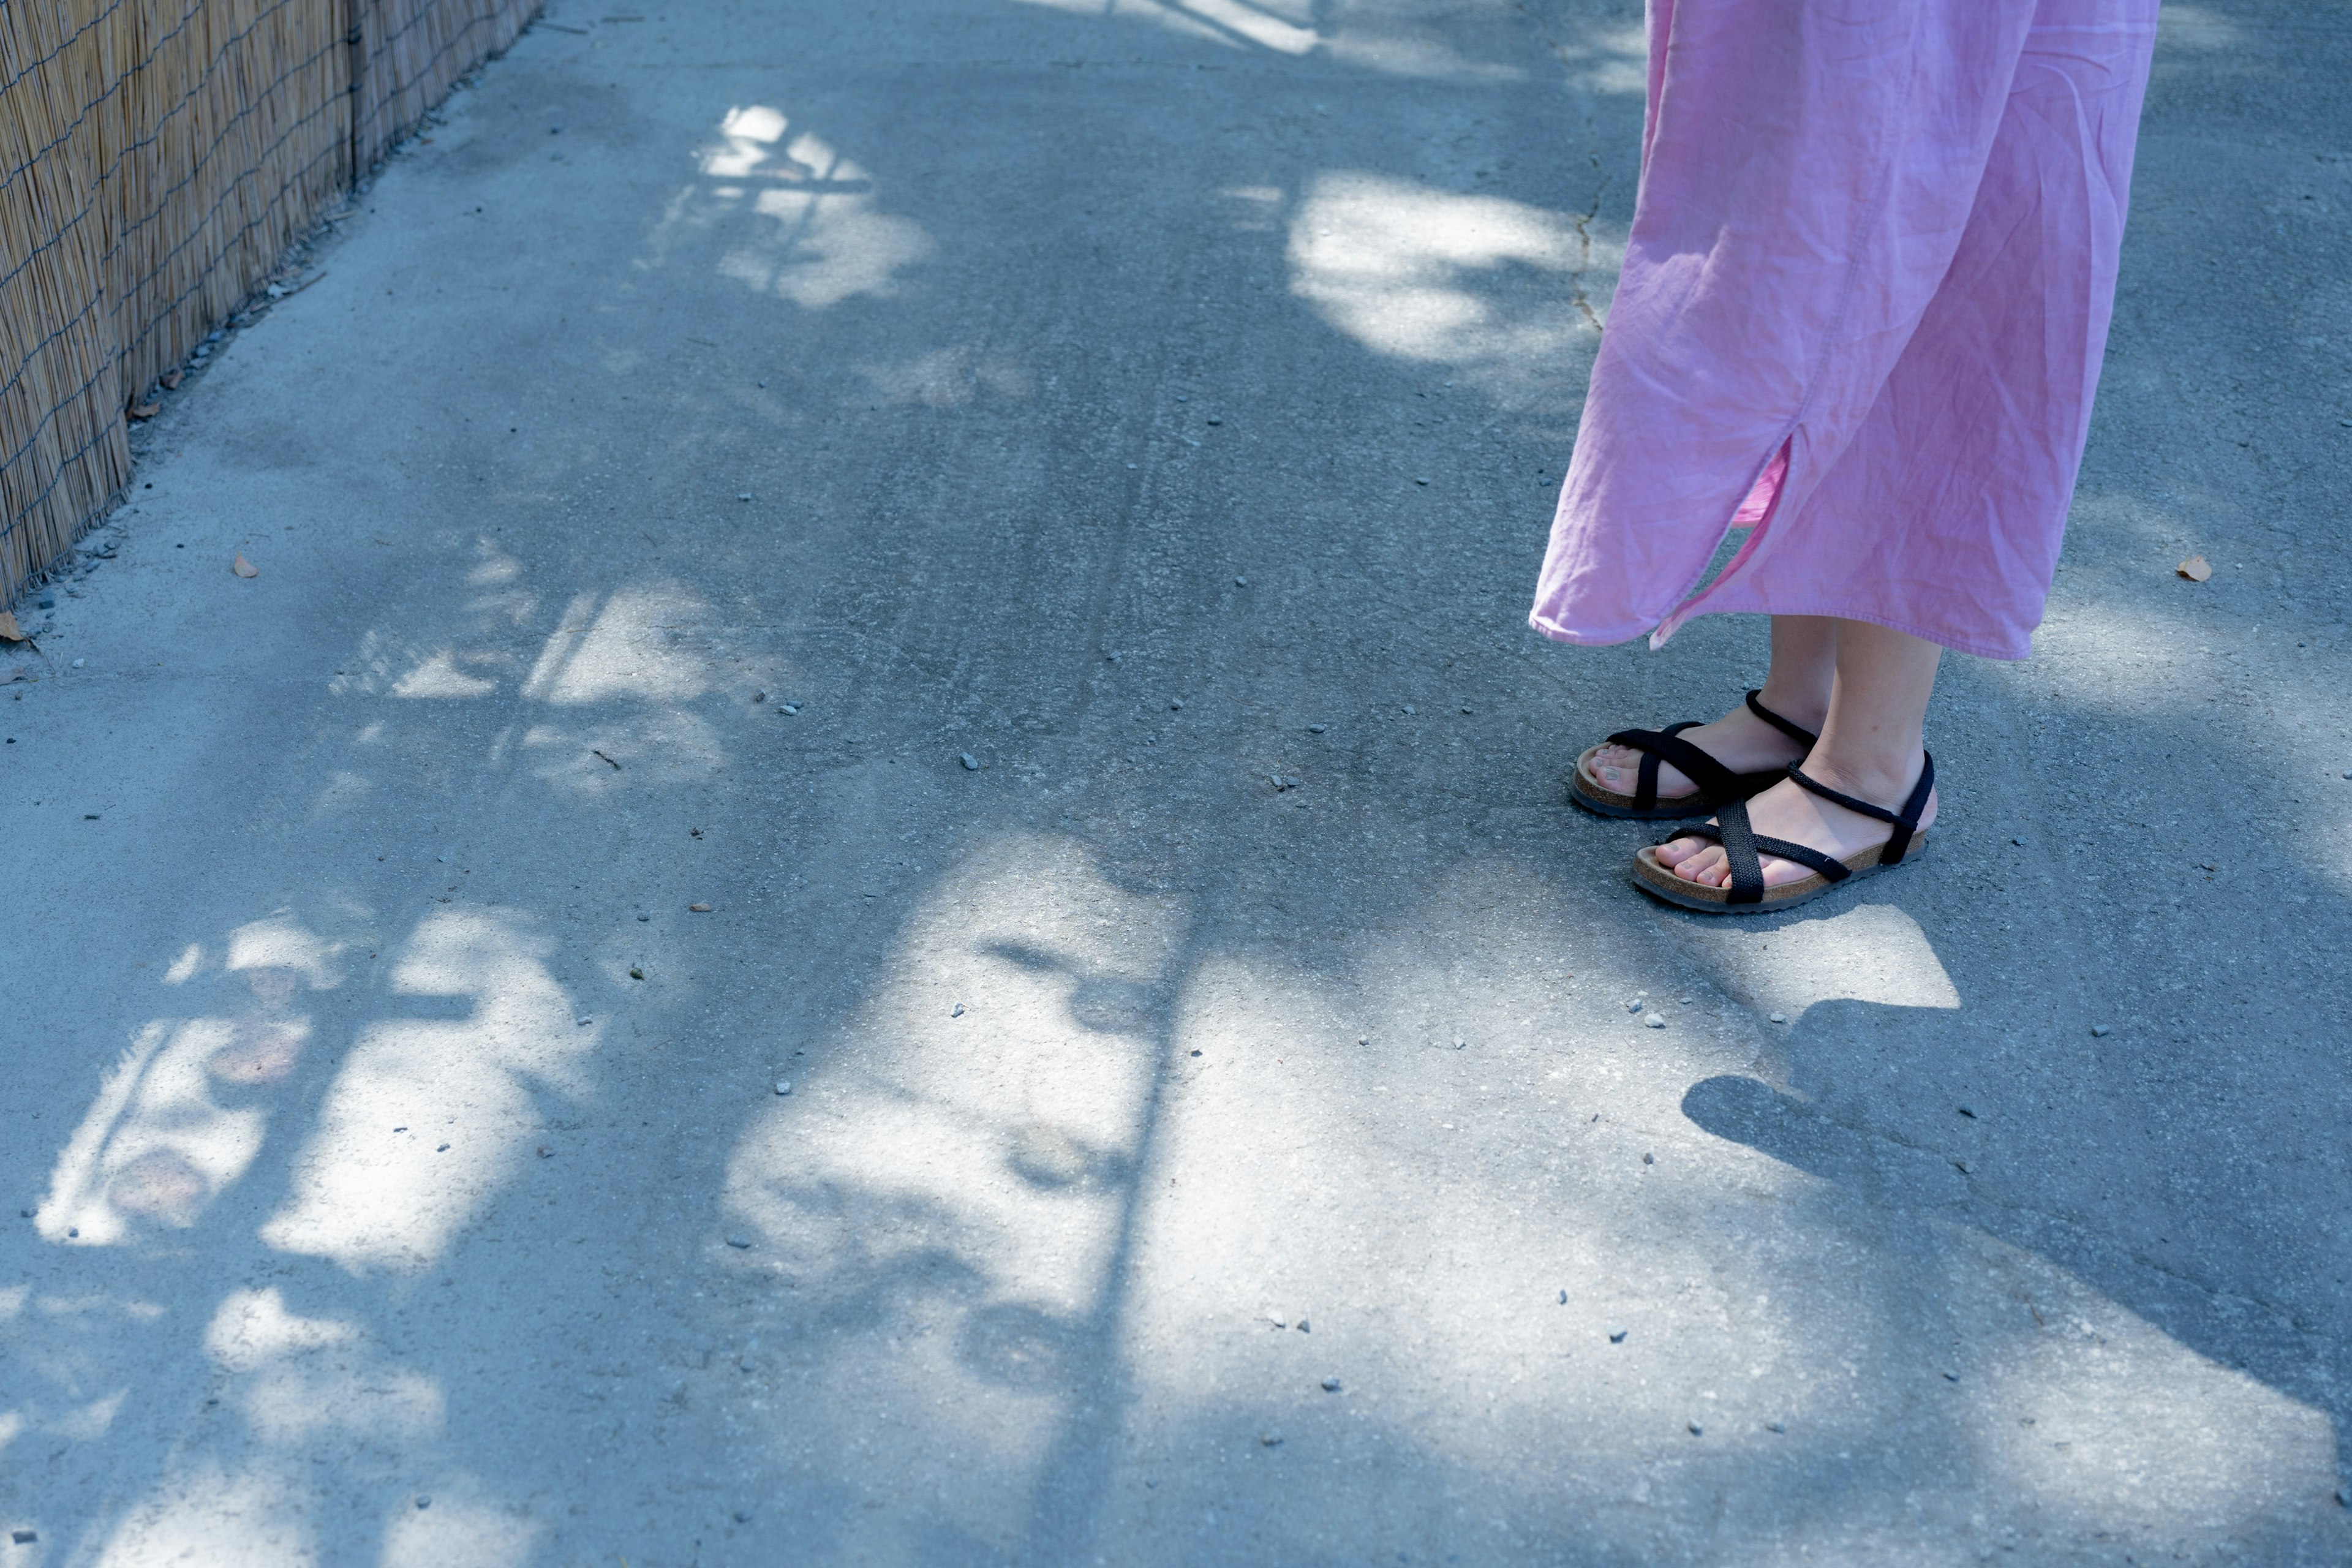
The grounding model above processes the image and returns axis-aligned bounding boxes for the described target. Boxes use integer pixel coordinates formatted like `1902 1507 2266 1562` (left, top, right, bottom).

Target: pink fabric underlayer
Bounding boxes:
1528 0 2158 660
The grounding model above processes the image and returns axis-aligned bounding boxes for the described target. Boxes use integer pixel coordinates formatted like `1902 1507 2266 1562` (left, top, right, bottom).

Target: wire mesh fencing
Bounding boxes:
0 0 538 606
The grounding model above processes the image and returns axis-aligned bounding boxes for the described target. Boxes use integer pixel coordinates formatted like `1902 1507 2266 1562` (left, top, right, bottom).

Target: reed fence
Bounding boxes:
0 0 538 605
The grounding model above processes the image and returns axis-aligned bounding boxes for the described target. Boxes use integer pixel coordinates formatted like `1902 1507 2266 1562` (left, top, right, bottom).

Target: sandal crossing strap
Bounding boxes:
1669 802 1853 905
1603 720 1744 812
1786 752 1935 865
1601 703 1811 813
1742 690 1821 750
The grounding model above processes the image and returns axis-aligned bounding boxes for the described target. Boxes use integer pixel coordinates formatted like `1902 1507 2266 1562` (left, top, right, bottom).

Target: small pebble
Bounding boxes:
1558 1289 1567 1305
960 752 979 771
781 702 801 714
1768 1012 1787 1024
10 1529 36 1544
577 1016 592 1027
952 1003 965 1017
1259 1431 1283 1447
70 657 84 668
737 492 752 501
1624 998 1643 1014
1413 477 1429 486
1169 699 1184 710
1234 575 1248 586
775 1080 792 1095
725 1236 752 1249
1643 1014 1665 1029
2013 835 2029 846
415 1497 431 1510
1942 1371 1961 1382
2090 1024 2111 1037
436 1143 450 1152
1608 1326 1627 1343
1766 1420 1786 1434
1321 1377 1342 1393
638 913 650 921
1687 1421 1704 1437
1307 723 1325 734
1642 1152 1654 1165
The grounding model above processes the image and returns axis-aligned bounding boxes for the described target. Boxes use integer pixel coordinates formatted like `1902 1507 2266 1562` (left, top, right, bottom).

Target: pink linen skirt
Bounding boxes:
1528 0 2159 660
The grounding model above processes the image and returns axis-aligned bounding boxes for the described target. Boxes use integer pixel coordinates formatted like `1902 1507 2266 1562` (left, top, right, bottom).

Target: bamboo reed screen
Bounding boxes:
0 0 538 606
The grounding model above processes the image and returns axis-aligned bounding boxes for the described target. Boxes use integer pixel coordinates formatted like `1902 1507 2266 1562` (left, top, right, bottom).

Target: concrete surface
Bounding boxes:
4 0 2350 1563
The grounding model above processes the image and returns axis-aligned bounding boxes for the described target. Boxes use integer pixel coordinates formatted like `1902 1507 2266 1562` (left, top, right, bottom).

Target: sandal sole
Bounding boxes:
1630 834 1929 916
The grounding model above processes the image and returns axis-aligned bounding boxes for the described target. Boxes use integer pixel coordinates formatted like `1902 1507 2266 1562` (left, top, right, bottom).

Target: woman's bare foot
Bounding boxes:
1580 697 1817 801
1656 754 1937 889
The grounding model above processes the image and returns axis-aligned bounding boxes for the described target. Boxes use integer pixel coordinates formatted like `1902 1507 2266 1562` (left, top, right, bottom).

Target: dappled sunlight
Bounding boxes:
724 834 1185 1529
518 583 711 707
206 1289 444 1442
39 910 352 1243
1675 903 1961 1026
1288 172 1615 412
1974 1270 2334 1537
93 1464 314 1568
262 909 592 1274
662 105 935 309
390 649 502 699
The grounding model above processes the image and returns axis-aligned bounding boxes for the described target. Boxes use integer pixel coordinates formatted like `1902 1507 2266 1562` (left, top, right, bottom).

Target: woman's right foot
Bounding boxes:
1580 695 1820 803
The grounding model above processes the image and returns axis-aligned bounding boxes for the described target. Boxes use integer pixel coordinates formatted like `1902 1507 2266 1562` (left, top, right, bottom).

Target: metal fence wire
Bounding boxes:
0 0 538 605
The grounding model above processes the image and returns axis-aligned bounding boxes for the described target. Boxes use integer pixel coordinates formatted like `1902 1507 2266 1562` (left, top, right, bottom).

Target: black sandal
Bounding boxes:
1569 691 1820 820
1630 754 1934 914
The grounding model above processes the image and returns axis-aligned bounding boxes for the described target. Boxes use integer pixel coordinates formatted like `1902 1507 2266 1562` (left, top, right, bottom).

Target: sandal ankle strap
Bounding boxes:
1742 689 1821 749
1786 752 1935 866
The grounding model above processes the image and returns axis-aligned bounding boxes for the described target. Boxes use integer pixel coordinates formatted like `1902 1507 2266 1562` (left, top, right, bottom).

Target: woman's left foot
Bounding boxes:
1656 760 1938 891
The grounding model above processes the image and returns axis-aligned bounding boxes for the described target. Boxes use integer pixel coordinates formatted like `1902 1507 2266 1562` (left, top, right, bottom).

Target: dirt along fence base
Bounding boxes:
0 0 541 607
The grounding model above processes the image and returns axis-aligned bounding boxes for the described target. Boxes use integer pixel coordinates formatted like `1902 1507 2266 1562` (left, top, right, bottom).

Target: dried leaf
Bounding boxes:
688 903 712 913
0 611 27 643
160 369 184 390
232 552 259 578
2177 554 2212 582
127 400 160 420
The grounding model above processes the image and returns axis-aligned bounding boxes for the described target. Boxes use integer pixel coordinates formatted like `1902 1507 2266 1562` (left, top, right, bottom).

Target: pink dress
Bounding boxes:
1529 0 2158 661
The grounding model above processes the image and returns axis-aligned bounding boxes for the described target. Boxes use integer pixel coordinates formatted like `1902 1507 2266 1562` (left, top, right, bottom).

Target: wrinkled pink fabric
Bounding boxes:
1529 0 2158 660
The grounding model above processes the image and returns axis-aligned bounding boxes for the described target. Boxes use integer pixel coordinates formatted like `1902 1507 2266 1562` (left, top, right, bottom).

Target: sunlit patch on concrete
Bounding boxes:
41 1018 273 1241
723 834 1183 1527
682 107 935 309
228 914 347 990
1288 172 1617 411
206 1289 445 1442
1977 1273 2335 1537
524 583 710 706
391 649 501 699
92 1464 314 1568
164 943 203 984
262 909 590 1273
378 1488 538 1568
1678 902 1961 1025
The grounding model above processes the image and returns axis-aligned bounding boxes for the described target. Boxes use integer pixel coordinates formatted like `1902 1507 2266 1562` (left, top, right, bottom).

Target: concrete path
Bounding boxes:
4 1 2350 1562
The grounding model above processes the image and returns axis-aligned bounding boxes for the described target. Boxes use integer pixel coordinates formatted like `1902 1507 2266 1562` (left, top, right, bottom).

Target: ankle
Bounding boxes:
1754 679 1829 733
